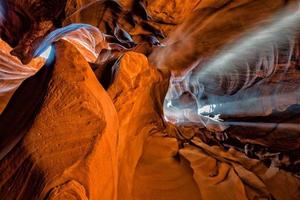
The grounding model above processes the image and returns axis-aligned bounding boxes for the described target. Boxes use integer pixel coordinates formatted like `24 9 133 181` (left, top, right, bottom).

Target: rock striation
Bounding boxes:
1 0 300 199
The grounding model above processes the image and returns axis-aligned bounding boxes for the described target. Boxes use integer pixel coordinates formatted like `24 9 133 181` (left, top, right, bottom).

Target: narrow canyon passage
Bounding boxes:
0 0 300 199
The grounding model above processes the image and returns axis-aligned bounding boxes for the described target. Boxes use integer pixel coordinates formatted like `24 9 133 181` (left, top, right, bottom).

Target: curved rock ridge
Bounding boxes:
0 39 45 112
108 51 300 200
0 41 118 200
1 0 300 199
47 181 88 200
0 41 300 200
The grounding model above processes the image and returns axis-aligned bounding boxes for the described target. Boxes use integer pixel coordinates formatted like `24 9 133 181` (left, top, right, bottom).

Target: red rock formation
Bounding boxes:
1 0 300 200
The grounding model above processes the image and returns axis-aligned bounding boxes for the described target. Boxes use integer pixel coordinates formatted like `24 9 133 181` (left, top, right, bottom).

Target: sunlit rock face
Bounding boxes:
163 9 300 146
0 39 46 112
1 0 300 200
0 41 119 199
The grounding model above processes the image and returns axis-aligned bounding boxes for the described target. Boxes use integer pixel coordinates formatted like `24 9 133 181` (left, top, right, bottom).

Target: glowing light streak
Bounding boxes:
163 6 300 130
39 46 53 60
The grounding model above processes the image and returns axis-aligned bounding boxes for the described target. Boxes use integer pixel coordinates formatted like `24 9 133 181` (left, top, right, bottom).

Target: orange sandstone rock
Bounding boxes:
0 41 118 200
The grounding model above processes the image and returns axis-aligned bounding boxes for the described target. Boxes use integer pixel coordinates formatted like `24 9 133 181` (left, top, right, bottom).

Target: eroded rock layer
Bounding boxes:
1 0 300 200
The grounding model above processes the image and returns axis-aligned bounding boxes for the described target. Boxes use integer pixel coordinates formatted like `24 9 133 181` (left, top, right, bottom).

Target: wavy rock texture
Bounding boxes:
108 51 300 200
0 41 118 200
0 39 45 112
150 0 295 72
1 0 300 200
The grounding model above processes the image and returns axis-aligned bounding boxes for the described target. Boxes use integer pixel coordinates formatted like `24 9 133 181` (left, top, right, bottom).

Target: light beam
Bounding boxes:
163 5 300 132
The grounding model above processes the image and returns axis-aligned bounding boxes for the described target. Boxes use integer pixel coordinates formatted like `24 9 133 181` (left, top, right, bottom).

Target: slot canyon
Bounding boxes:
0 0 300 199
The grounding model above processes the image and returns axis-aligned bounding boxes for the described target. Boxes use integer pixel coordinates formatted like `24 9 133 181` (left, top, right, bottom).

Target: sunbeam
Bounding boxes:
164 5 300 131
